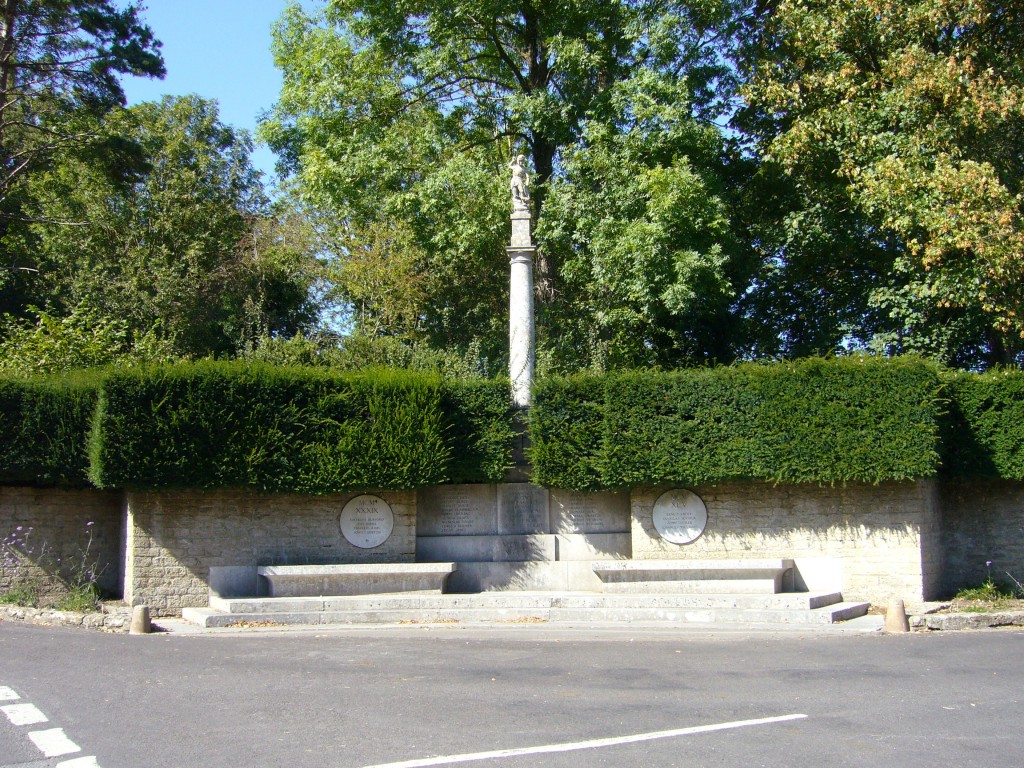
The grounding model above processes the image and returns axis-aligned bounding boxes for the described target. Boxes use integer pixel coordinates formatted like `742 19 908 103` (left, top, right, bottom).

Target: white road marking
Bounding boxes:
27 727 82 757
1 702 48 725
0 686 19 701
361 713 809 768
57 757 101 767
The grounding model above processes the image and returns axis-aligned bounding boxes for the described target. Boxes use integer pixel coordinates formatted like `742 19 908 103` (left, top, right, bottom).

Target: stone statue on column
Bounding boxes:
509 155 530 212
507 154 535 409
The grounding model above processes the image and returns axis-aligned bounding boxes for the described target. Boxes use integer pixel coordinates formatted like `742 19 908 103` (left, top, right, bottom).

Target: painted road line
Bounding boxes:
0 685 19 701
1 702 48 725
361 713 810 768
57 757 101 767
27 727 82 757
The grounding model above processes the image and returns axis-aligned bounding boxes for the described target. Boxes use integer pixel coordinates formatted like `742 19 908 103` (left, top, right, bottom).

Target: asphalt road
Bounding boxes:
1 622 1021 768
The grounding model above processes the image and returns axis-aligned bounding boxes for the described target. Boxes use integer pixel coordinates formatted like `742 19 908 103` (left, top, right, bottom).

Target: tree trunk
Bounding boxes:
0 0 17 150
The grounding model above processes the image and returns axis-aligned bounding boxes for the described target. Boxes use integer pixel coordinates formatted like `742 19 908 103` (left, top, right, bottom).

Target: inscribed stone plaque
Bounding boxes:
497 484 549 534
550 490 630 534
416 485 497 536
652 489 707 545
340 495 394 549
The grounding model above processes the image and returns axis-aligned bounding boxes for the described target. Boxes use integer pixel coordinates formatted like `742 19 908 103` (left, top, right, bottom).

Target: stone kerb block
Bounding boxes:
417 485 498 536
549 490 630 534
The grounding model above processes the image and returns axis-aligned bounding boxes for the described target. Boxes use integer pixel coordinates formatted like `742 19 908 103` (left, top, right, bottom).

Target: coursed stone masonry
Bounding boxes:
123 489 416 615
940 479 1024 596
631 480 943 607
6 477 1023 618
0 487 122 600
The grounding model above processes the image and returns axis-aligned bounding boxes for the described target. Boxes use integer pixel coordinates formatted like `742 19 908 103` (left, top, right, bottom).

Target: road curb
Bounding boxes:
911 610 1024 631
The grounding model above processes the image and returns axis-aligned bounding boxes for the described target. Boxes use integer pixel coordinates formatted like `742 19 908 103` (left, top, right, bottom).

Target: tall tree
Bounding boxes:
0 0 163 203
262 0 749 368
739 0 1024 367
0 0 163 306
6 96 321 358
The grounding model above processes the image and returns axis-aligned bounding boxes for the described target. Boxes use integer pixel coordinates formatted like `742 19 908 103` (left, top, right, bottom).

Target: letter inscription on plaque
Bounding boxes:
652 489 707 545
340 495 394 549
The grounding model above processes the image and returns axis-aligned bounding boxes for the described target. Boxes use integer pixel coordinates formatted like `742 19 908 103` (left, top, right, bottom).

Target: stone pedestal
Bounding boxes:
416 484 632 592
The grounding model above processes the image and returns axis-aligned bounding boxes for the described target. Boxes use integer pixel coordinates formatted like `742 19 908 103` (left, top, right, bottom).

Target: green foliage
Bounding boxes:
0 304 176 375
0 581 42 608
0 0 164 207
529 376 607 491
538 70 751 370
531 357 943 490
242 332 495 379
602 366 767 488
442 379 515 484
1 520 104 610
941 369 1024 479
91 362 443 492
3 96 321 361
89 362 511 493
262 0 748 369
739 0 1024 366
0 374 100 487
51 583 101 613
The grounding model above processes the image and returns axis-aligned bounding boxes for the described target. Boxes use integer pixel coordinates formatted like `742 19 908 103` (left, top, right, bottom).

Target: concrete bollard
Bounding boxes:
884 599 910 633
130 605 151 635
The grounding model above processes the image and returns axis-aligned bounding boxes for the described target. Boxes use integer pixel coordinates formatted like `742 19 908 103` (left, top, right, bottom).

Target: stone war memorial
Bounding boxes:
2 164 1024 628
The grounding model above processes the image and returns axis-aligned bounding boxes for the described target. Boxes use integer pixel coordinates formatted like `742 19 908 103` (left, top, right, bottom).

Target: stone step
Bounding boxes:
183 599 869 629
185 591 868 629
209 590 845 615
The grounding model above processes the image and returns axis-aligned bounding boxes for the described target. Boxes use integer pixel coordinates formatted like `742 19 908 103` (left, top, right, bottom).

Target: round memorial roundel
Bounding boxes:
340 495 394 549
652 489 708 545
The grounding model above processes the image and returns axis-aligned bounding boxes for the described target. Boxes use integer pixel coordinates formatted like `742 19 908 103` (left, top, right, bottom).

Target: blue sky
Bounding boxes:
121 1 310 182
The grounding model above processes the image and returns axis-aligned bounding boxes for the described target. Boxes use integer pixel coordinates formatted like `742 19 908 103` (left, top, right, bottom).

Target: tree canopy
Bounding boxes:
738 0 1024 367
261 0 751 370
1 95 323 365
6 0 1024 374
0 0 163 206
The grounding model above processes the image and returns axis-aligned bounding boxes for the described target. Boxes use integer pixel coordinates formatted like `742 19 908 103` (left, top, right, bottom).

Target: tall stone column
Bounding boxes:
508 204 535 408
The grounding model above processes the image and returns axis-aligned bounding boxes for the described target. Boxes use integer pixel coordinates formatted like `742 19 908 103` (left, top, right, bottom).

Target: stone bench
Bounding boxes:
592 558 795 594
257 563 457 598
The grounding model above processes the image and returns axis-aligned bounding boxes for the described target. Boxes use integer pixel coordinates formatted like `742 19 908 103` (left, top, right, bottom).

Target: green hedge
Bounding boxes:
89 362 512 493
442 378 516 484
531 357 944 490
941 369 1024 479
10 357 1024 493
0 373 100 487
530 375 610 490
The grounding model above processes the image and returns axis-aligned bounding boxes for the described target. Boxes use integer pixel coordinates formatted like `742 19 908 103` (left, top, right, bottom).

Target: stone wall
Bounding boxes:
6 478 1022 617
630 480 943 607
940 480 1024 596
124 489 416 615
0 487 123 600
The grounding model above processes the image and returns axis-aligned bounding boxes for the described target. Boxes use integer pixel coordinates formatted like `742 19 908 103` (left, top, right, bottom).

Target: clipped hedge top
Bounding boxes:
530 356 944 490
6 357 1024 494
941 368 1024 480
0 372 103 488
89 361 513 493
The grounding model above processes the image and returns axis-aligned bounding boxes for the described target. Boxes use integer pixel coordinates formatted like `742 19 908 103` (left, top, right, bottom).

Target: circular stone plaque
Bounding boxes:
652 489 708 545
340 495 394 549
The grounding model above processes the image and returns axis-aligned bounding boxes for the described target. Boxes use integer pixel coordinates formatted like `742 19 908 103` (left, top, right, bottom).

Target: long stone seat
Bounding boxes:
257 563 456 597
591 558 795 594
